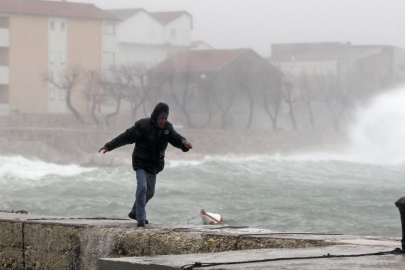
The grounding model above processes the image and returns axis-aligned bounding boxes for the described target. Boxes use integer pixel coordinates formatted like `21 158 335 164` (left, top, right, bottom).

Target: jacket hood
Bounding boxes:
151 102 169 122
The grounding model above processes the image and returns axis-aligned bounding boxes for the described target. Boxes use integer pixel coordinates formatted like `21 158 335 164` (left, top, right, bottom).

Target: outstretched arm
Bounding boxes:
98 123 142 154
168 127 192 152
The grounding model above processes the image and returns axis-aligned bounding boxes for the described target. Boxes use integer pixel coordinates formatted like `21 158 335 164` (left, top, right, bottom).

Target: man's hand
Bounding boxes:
184 142 193 149
98 146 109 154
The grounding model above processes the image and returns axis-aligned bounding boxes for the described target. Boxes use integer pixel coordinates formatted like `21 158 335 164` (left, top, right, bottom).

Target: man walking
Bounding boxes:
99 102 192 227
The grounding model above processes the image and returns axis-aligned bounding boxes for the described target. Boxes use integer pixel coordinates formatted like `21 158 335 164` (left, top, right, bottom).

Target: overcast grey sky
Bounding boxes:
75 0 405 56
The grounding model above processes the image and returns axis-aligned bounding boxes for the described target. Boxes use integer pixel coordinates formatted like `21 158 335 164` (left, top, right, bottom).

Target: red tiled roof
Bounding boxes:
150 11 191 25
0 0 118 20
150 49 248 72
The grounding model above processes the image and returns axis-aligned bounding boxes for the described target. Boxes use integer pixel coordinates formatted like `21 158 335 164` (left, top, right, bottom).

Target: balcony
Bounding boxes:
0 29 9 47
0 66 9 85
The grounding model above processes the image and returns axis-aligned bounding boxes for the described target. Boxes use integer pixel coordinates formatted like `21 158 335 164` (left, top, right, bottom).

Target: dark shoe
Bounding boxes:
128 212 148 224
137 221 145 227
128 212 136 220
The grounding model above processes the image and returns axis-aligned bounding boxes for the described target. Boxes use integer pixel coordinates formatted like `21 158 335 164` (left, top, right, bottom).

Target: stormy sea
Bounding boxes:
2 88 405 238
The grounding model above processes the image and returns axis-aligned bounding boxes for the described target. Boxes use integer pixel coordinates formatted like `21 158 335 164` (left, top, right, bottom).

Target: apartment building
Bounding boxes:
0 0 117 115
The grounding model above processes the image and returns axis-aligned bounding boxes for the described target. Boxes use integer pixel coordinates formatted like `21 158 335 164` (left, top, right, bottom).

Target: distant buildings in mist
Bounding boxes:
1 0 405 131
270 42 405 99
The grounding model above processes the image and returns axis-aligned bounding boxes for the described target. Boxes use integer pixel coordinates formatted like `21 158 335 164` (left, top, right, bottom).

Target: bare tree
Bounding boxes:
122 65 152 122
235 56 276 130
43 66 87 124
317 74 352 132
162 70 196 128
209 72 238 129
144 72 165 118
297 72 316 130
196 74 214 129
282 75 298 130
82 70 109 126
262 73 282 130
237 70 256 130
150 68 216 129
99 65 132 126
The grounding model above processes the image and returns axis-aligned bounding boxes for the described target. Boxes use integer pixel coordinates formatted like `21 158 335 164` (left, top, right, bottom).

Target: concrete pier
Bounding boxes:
0 212 330 269
98 244 404 269
0 212 402 270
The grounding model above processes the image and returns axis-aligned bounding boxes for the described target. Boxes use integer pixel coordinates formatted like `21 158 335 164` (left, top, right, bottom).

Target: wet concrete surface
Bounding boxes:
99 244 405 270
1 212 403 270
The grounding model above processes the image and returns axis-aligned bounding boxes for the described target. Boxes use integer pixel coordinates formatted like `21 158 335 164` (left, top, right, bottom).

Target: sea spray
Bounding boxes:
347 87 405 165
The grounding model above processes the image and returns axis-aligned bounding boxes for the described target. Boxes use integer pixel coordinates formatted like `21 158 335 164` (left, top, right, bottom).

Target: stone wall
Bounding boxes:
0 213 332 270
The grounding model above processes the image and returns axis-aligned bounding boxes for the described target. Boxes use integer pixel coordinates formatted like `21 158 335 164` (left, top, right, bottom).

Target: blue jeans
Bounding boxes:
130 169 156 222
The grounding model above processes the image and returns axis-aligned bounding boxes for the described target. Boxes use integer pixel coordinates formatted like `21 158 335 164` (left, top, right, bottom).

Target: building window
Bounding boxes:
0 17 10 29
60 53 66 64
170 29 176 39
50 53 55 64
50 21 55 30
61 22 66 31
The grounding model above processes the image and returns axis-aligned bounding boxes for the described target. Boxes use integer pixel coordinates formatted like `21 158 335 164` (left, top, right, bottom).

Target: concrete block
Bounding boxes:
0 220 23 269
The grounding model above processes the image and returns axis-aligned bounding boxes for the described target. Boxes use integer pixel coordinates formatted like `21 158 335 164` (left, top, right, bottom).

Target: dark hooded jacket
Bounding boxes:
104 103 189 174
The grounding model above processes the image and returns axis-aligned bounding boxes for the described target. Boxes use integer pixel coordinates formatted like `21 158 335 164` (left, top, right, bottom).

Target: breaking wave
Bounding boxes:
0 155 96 180
346 87 405 165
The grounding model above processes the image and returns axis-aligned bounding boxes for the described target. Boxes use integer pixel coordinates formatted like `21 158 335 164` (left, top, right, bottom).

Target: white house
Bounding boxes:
105 9 193 68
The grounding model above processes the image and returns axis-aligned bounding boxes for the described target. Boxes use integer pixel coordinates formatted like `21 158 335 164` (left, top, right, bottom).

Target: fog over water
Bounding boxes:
2 88 405 237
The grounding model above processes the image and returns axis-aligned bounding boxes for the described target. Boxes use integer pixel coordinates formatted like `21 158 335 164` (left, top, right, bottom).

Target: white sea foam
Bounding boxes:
166 153 349 168
0 155 96 180
166 148 403 168
166 159 205 168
